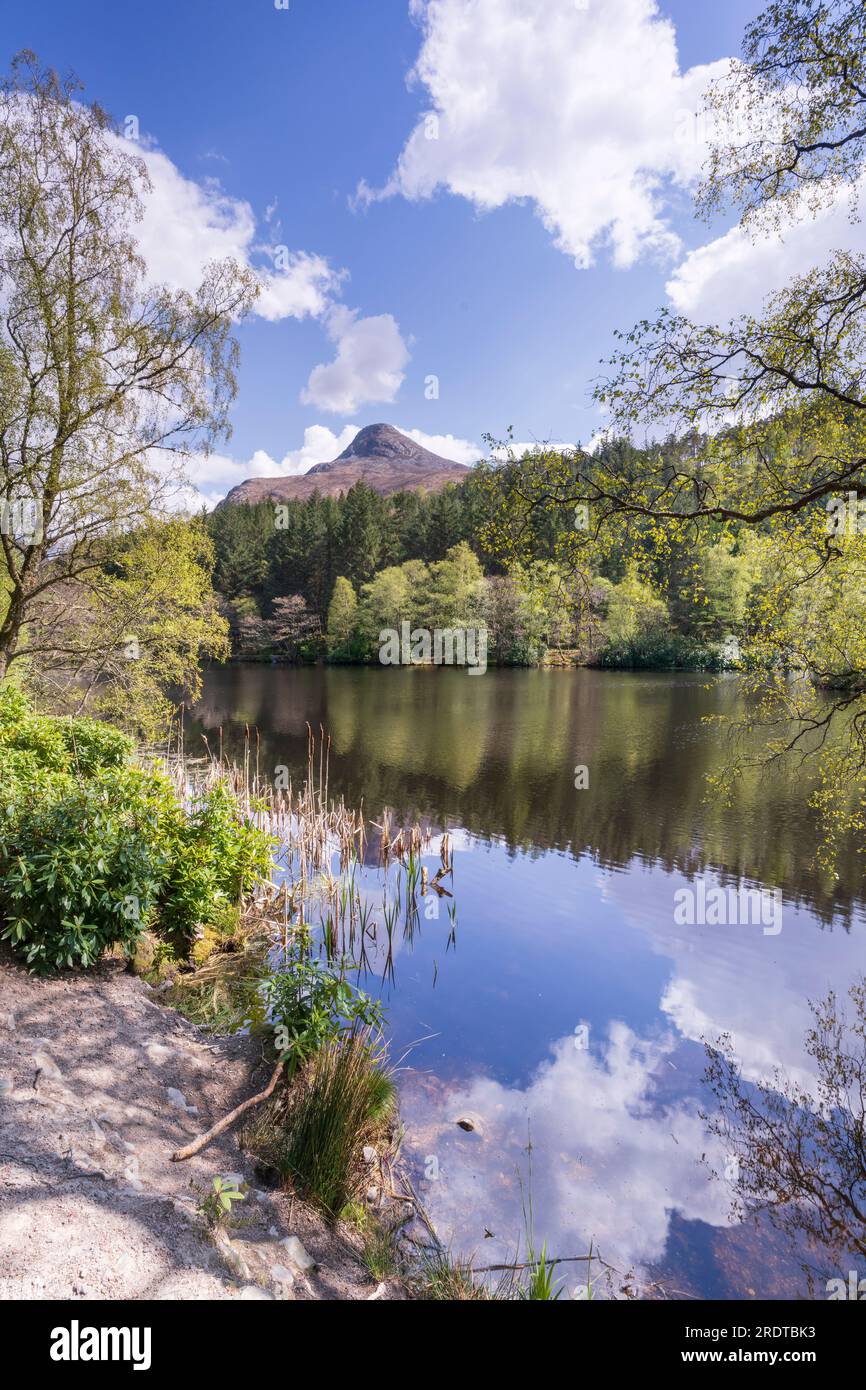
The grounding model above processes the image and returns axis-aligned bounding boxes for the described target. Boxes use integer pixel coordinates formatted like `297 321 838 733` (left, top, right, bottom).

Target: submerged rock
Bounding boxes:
453 1112 484 1136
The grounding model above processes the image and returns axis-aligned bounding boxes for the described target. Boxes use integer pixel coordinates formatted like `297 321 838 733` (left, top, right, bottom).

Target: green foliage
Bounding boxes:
482 574 541 665
357 563 422 647
326 576 362 661
360 1215 401 1282
264 956 385 1078
0 770 167 972
411 1249 494 1300
597 632 725 672
599 566 669 644
518 1243 564 1301
0 684 272 972
424 541 485 627
208 477 491 627
0 54 253 703
77 517 230 740
211 445 782 673
154 780 273 953
197 1175 247 1229
339 1200 368 1230
0 681 133 788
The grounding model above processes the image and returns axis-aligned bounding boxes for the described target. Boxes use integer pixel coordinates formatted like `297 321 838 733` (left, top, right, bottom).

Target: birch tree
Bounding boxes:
0 52 257 681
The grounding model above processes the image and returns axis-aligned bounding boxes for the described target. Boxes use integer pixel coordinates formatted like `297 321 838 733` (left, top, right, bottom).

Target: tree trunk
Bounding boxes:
0 592 25 679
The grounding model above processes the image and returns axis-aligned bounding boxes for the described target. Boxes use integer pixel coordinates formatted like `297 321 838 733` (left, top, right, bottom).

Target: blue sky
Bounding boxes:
3 0 858 504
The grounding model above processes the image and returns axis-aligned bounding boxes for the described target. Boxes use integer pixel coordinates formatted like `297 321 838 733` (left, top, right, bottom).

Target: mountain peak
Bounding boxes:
337 423 409 459
218 425 473 508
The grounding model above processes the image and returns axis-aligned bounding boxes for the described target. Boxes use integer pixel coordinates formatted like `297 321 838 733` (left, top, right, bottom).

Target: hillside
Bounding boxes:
218 424 473 507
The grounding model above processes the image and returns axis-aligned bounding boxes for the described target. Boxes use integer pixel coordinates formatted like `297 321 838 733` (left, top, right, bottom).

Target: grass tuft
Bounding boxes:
252 1030 394 1217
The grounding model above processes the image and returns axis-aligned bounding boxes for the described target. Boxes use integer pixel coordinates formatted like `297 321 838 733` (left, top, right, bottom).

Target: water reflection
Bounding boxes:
191 666 862 923
399 1025 730 1294
189 665 866 1296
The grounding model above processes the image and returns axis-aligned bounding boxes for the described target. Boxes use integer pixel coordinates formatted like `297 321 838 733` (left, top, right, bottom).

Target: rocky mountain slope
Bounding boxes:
219 424 473 507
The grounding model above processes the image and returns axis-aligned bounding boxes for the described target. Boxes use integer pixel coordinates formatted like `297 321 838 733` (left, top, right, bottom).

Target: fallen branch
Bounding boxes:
470 1254 598 1273
170 1061 283 1162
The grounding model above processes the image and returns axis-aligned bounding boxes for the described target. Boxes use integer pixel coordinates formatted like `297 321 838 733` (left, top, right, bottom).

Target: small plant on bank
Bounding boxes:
196 1175 247 1229
412 1249 496 1301
339 1200 368 1230
360 1215 403 1282
264 955 386 1077
518 1241 563 1300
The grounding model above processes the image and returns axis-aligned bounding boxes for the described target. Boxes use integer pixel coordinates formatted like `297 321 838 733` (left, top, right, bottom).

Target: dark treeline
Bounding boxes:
207 473 496 621
206 435 763 669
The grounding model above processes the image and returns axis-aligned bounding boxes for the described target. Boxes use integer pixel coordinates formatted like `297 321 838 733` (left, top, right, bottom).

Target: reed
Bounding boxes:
270 1030 396 1216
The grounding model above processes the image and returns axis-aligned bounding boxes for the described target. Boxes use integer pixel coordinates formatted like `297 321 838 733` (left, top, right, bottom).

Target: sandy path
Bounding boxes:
0 951 393 1301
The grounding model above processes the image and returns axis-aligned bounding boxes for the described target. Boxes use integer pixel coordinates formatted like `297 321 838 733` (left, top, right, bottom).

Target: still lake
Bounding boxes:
190 664 866 1298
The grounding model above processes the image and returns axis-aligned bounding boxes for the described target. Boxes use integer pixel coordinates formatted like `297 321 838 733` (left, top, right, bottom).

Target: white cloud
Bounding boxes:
255 250 346 323
397 428 480 465
362 0 727 269
301 306 411 413
601 863 859 1100
402 1023 730 1283
269 424 361 474
116 134 422 445
127 142 342 322
667 178 866 322
167 427 357 509
490 437 578 460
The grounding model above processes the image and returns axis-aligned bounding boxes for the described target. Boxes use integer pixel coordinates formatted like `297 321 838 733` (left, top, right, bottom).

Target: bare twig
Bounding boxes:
170 1061 283 1162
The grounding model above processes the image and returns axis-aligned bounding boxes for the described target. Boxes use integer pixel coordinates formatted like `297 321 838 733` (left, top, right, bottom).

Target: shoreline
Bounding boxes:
0 947 403 1301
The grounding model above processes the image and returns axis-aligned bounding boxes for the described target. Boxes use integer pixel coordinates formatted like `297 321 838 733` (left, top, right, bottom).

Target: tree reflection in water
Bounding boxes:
705 979 866 1281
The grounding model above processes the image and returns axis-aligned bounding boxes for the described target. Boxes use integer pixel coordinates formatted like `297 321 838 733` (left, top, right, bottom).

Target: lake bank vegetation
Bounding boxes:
0 676 587 1293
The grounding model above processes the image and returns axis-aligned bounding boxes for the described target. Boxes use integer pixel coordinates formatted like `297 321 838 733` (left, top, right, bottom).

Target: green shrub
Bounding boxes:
263 956 385 1077
0 684 133 788
56 718 133 775
0 769 166 972
155 781 273 952
0 683 273 972
596 633 724 671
